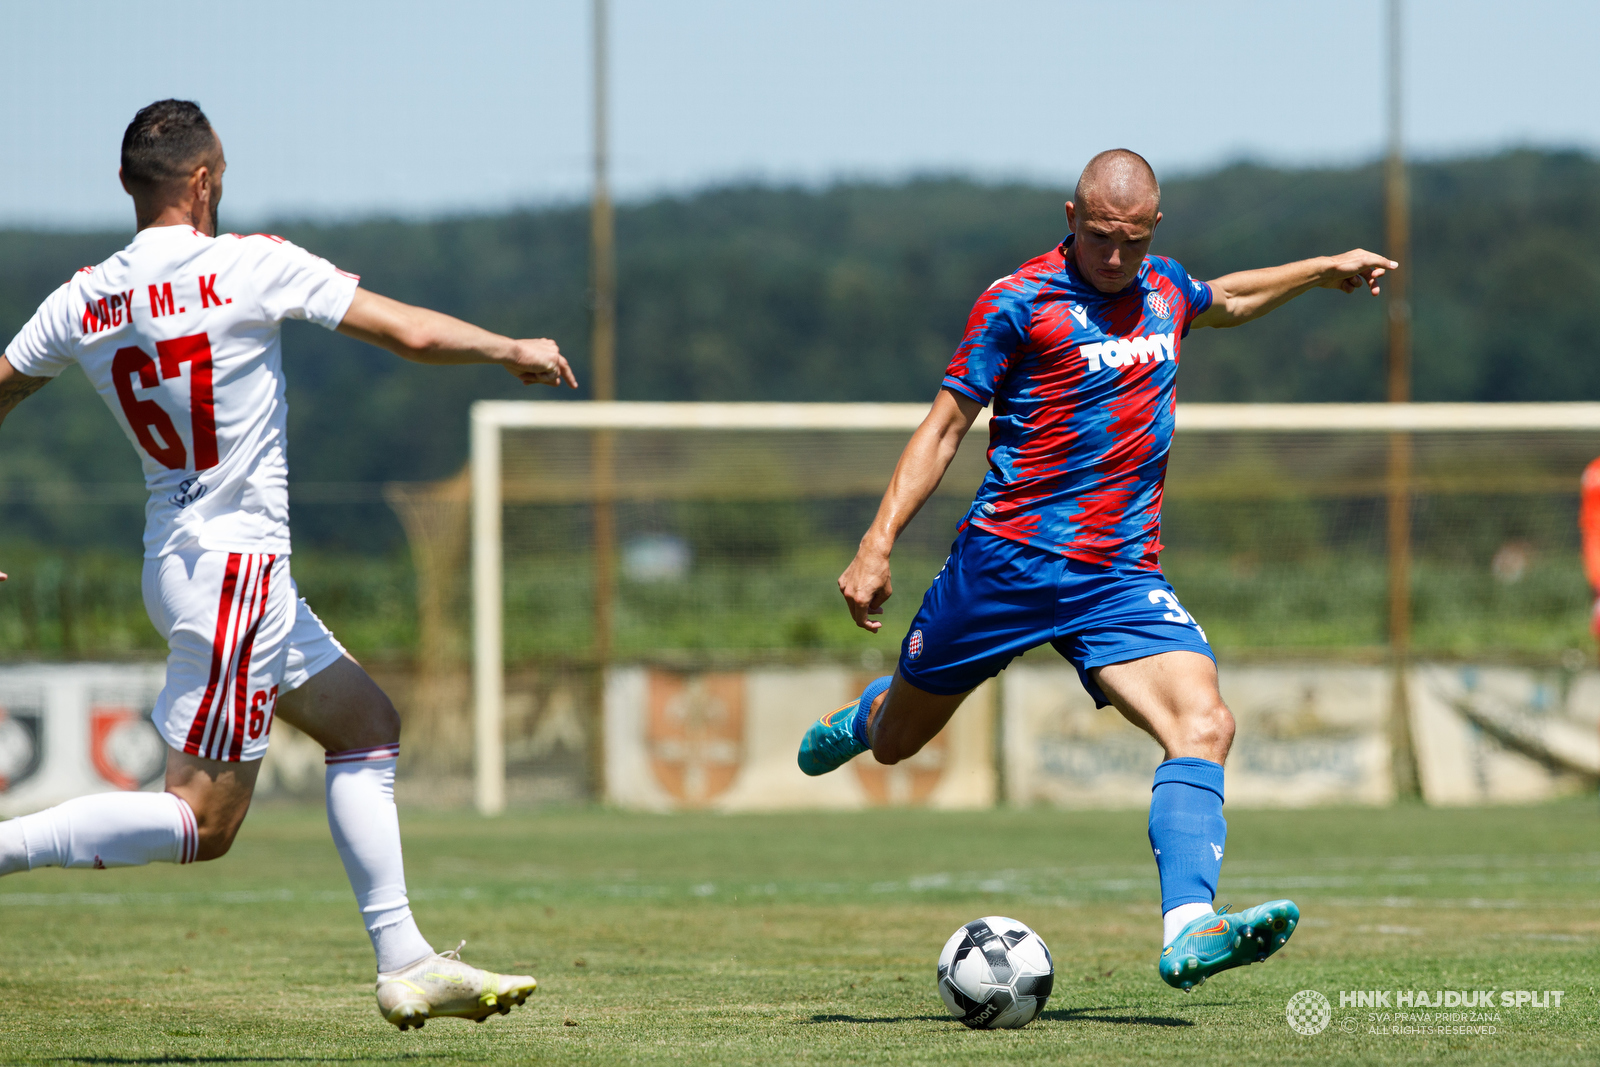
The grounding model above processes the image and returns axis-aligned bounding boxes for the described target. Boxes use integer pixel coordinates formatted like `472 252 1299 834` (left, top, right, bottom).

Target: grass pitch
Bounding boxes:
1 800 1597 1065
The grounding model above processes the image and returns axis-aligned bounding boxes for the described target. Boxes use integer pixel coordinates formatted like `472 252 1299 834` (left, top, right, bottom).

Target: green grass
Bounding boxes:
2 802 1598 1065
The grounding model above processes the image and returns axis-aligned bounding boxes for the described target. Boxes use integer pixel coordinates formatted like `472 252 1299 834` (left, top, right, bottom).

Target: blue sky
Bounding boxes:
5 0 1598 228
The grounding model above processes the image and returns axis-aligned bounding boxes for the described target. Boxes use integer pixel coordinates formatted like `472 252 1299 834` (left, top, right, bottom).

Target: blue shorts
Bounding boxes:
897 527 1214 707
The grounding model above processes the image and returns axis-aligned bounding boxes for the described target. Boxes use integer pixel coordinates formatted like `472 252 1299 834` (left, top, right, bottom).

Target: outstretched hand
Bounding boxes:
1319 249 1398 296
839 547 894 633
505 339 579 388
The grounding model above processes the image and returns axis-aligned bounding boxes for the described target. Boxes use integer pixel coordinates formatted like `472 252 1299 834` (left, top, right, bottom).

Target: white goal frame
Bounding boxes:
469 400 1600 814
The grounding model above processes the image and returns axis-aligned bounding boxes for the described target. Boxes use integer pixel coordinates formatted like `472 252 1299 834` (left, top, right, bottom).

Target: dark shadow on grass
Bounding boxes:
45 1056 456 1065
806 1013 952 1024
1041 1005 1195 1028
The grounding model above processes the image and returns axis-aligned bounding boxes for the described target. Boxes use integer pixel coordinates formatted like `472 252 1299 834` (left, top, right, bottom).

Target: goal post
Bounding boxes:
469 401 1600 815
469 402 972 815
470 406 506 815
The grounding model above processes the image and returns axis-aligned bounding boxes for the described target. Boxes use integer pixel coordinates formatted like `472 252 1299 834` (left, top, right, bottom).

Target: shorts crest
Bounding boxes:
908 629 924 659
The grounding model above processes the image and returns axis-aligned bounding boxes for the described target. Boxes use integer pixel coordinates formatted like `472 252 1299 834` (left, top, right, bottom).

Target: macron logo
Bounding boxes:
1069 304 1090 329
1081 331 1176 373
1211 843 1224 861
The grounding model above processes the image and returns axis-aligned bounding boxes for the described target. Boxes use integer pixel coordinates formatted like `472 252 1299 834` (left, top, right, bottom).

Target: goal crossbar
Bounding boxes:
468 400 1600 813
473 400 1600 434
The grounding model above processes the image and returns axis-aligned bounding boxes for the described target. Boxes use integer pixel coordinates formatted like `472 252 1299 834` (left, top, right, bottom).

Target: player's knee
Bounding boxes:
868 724 906 765
870 741 906 766
869 730 923 766
191 808 246 862
194 828 236 862
363 690 402 745
1186 701 1235 760
339 679 401 747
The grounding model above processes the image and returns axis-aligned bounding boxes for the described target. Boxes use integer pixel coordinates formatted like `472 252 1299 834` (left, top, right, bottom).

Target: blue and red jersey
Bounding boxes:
942 235 1213 570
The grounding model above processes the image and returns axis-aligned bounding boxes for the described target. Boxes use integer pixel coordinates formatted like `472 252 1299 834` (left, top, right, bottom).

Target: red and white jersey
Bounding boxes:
4 225 359 557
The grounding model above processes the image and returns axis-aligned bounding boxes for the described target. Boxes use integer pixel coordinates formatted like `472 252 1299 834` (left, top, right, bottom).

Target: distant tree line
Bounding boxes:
1 149 1596 553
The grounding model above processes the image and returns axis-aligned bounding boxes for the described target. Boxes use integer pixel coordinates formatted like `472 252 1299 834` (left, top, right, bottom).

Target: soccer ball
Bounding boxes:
936 916 1054 1029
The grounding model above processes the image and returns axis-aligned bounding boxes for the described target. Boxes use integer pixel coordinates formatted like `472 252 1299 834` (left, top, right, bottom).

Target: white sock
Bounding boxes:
0 821 23 876
0 791 196 875
325 745 434 972
1163 901 1216 946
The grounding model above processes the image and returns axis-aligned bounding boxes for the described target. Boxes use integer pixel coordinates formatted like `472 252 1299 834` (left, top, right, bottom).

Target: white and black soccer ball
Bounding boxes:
937 916 1054 1029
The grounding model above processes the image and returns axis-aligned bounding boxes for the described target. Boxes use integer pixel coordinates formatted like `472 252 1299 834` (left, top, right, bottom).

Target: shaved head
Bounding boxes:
1074 149 1160 219
1064 149 1162 293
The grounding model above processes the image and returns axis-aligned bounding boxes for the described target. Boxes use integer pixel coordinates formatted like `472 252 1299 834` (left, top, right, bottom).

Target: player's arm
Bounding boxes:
0 355 52 582
1190 249 1398 329
336 289 578 388
0 355 49 431
839 388 983 633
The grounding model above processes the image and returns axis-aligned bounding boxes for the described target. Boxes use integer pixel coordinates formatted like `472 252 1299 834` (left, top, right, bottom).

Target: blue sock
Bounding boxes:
1148 757 1227 913
851 675 893 748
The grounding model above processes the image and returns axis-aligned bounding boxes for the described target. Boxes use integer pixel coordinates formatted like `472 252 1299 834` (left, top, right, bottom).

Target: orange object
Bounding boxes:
89 706 140 790
1582 459 1600 637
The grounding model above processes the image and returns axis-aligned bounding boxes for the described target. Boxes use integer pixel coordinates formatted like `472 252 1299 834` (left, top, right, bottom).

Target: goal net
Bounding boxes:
450 401 1600 812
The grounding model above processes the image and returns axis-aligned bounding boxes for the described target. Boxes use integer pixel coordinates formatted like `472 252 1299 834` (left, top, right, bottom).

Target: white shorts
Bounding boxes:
143 547 346 762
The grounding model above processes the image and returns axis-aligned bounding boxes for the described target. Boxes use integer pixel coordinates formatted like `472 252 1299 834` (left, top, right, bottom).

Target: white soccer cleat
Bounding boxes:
375 941 537 1030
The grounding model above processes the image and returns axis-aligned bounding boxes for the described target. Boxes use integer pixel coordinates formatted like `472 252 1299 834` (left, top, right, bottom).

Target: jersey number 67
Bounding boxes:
112 332 217 472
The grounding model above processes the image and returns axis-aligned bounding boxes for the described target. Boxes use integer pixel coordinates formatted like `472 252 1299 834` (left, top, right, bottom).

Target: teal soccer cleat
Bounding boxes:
797 676 890 776
797 702 866 776
1158 899 1300 991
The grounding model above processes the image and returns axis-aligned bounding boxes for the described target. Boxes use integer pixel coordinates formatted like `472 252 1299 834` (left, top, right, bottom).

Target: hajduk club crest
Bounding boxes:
1146 291 1172 319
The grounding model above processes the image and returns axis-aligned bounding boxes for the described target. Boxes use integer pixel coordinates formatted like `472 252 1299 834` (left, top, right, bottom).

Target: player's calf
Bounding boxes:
0 746 259 877
798 672 970 775
0 790 201 875
278 657 434 974
165 747 262 861
867 675 968 765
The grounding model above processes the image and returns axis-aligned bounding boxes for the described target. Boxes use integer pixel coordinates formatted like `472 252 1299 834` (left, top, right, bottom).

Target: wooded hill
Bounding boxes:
2 148 1596 551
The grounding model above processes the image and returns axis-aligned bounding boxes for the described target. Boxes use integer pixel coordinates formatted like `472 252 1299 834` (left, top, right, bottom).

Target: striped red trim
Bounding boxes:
225 556 275 761
185 553 243 755
325 743 402 766
182 554 283 761
204 554 258 759
173 794 198 864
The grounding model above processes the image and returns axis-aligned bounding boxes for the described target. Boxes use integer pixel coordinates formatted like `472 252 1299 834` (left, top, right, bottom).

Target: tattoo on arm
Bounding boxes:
0 373 49 409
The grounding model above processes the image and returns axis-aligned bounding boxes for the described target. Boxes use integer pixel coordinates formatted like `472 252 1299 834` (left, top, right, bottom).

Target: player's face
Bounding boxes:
1065 196 1161 294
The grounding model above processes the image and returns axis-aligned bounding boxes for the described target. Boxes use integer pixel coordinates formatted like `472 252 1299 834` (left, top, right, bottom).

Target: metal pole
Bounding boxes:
1385 0 1421 801
589 0 616 803
590 0 616 406
471 405 506 815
